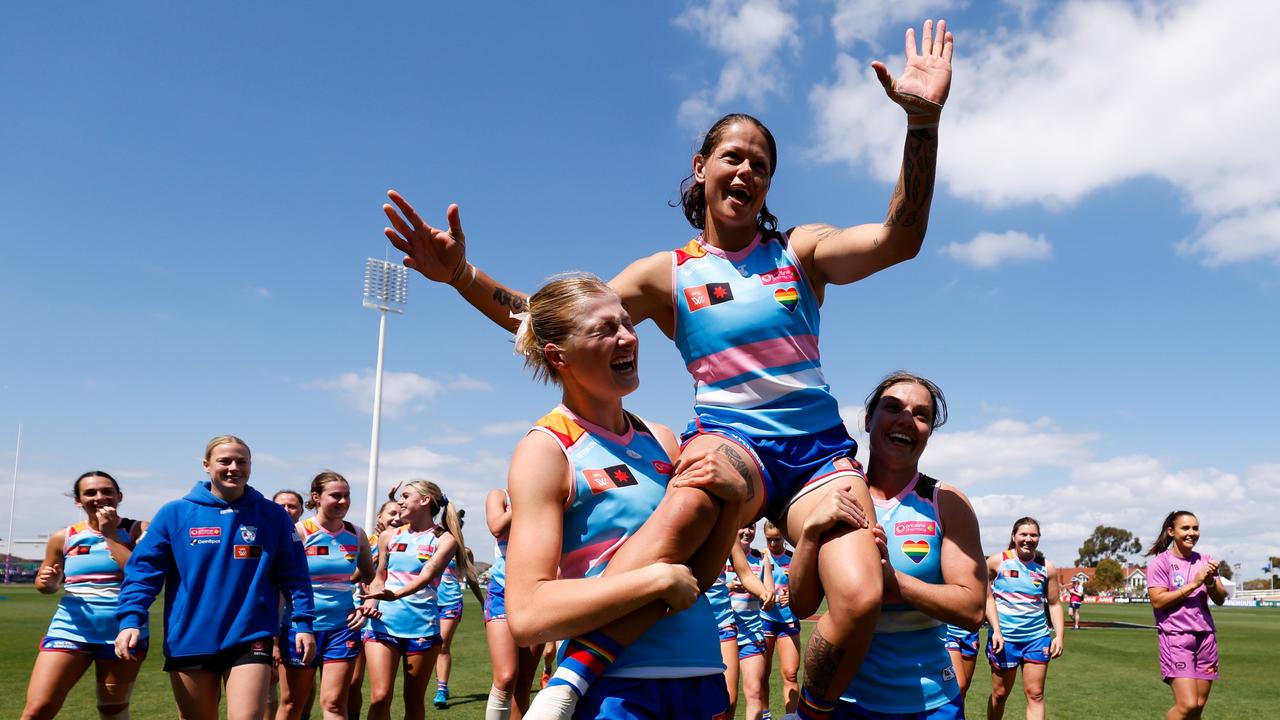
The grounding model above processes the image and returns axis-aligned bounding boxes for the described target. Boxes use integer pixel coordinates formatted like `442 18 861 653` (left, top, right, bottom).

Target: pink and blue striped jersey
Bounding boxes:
728 549 767 643
437 554 462 607
992 549 1050 643
532 405 721 677
47 520 145 644
298 518 360 631
369 526 441 638
671 233 842 437
843 474 958 713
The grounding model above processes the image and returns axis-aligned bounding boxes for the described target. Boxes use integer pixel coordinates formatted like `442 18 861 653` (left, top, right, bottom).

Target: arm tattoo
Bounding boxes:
803 626 846 697
796 223 842 244
883 128 938 233
492 286 527 313
715 443 755 502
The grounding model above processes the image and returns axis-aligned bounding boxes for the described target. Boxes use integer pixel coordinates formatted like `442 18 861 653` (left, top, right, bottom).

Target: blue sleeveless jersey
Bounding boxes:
298 518 360 632
490 493 509 588
992 549 1050 643
761 549 795 623
437 555 461 606
727 550 766 644
532 405 721 677
671 233 842 437
369 526 442 638
842 474 959 713
705 561 734 630
47 520 146 644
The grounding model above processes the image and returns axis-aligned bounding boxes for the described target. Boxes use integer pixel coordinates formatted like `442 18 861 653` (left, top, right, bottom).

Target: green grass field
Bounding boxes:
1 588 1274 718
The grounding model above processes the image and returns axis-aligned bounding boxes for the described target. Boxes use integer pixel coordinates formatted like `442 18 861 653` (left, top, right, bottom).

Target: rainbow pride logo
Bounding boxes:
901 539 930 564
774 287 799 312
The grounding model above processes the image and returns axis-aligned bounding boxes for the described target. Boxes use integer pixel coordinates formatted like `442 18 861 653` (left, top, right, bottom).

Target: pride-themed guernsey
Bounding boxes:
842 474 959 714
438 555 461 607
705 564 735 635
532 405 721 677
672 233 841 437
728 551 766 646
298 518 360 631
46 520 147 645
992 549 1051 643
368 527 442 638
761 549 796 625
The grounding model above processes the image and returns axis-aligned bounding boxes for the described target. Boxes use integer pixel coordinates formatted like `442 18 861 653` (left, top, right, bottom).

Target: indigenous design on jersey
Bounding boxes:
671 233 841 437
298 518 360 631
532 405 721 677
992 548 1050 643
843 474 959 714
368 526 441 638
761 549 796 624
727 551 767 645
47 521 144 644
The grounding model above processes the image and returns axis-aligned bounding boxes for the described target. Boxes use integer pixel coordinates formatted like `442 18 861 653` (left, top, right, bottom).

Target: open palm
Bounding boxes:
873 19 954 111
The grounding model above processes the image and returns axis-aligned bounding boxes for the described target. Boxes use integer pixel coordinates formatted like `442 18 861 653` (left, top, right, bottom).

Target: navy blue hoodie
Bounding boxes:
117 482 315 658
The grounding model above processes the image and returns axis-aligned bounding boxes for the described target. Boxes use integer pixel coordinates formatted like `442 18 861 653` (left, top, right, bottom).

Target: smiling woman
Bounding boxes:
113 435 316 720
21 471 147 720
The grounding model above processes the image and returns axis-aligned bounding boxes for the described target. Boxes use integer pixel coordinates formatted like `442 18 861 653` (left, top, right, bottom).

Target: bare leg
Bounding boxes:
170 670 222 720
347 649 367 720
224 663 272 720
316 660 356 720
276 665 315 720
739 652 769 720
948 649 977 700
721 640 740 718
784 478 882 713
986 666 1017 720
1020 662 1048 720
22 651 93 720
363 642 401 720
1167 677 1212 720
513 643 544 717
774 632 801 713
94 657 145 719
400 649 441 720
435 615 460 705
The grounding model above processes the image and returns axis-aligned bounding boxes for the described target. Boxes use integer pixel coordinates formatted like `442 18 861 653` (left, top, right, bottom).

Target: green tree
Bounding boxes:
1088 558 1125 593
1075 525 1142 566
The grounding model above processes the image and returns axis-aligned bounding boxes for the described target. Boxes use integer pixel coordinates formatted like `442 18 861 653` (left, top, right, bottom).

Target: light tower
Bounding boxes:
362 259 408 531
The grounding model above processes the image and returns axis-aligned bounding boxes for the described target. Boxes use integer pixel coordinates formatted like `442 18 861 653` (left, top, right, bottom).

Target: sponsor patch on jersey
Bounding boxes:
584 464 639 494
895 520 937 536
901 539 931 564
234 544 263 559
190 527 221 538
652 460 673 475
760 265 799 285
684 282 735 312
773 286 799 312
941 666 956 682
239 525 258 543
306 546 329 556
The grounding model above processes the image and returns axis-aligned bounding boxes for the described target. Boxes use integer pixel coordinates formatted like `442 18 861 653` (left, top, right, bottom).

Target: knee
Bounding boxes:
1024 687 1044 704
990 684 1010 701
21 699 56 720
492 668 517 692
781 666 798 685
826 582 881 623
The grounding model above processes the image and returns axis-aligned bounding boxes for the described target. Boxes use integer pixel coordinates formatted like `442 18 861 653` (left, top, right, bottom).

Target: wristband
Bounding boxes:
451 262 477 291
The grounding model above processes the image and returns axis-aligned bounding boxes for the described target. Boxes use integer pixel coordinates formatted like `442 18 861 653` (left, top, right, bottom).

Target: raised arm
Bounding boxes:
505 432 698 646
789 19 952 292
888 485 985 630
384 191 675 335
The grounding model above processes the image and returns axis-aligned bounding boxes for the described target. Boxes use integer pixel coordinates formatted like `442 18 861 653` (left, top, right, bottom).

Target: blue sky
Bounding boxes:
3 1 1277 577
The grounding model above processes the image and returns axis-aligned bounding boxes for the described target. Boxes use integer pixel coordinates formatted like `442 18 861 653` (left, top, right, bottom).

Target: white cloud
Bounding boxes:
480 420 534 436
944 230 1051 268
810 0 1280 265
922 417 1096 485
254 287 273 299
309 370 491 418
675 0 800 128
829 0 955 49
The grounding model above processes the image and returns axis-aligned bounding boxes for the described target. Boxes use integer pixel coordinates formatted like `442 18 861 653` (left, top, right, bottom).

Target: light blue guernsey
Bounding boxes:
47 520 146 644
761 549 796 625
671 233 841 437
842 474 960 714
298 518 360 631
992 549 1050 643
369 526 442 637
437 555 461 606
531 405 721 677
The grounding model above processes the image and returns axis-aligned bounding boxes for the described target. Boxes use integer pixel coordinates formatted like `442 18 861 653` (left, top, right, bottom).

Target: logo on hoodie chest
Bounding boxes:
190 527 222 546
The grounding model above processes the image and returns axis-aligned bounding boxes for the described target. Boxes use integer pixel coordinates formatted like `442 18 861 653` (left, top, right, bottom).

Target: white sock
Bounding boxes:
485 686 512 720
523 683 580 720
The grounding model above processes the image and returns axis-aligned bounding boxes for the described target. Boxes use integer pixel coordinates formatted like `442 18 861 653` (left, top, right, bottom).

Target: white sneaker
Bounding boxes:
523 683 579 720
